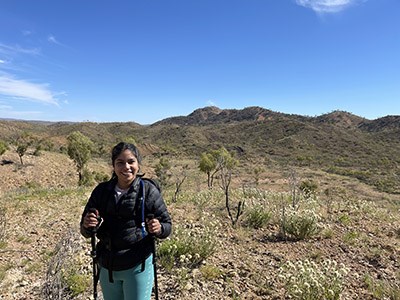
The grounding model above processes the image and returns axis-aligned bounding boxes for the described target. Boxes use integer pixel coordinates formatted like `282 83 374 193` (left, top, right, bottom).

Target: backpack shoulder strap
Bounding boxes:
139 179 147 237
141 177 161 192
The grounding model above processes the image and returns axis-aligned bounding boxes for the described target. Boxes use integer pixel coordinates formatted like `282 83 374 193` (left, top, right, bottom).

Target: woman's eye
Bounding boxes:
116 160 135 166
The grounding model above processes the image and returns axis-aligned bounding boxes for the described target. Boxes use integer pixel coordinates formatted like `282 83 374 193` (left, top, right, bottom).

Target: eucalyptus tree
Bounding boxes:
67 131 94 184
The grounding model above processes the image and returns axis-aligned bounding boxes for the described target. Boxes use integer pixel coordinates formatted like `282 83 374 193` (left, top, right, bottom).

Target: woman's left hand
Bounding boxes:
146 218 162 235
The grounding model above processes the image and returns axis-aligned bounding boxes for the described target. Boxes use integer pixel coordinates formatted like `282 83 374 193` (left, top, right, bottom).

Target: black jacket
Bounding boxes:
80 176 172 271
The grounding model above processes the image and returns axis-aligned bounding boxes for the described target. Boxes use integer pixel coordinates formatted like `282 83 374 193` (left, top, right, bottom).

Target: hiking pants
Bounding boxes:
99 255 154 300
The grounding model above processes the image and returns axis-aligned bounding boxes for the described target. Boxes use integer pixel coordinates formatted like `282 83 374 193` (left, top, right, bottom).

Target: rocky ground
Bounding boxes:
0 150 399 299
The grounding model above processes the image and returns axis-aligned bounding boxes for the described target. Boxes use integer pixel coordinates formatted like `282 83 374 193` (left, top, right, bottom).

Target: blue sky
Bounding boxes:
0 0 399 124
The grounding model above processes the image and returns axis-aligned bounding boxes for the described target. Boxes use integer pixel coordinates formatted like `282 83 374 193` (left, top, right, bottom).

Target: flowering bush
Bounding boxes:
280 207 321 240
157 221 218 271
278 259 349 300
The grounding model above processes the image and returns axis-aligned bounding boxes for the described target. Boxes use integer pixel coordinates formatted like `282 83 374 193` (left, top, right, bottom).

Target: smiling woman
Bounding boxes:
112 144 141 190
80 141 172 300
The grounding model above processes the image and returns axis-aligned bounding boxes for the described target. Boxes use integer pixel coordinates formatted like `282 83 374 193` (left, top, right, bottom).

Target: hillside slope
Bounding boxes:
1 106 399 193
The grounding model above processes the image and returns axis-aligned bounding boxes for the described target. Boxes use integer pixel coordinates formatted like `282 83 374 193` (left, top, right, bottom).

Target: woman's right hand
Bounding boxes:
83 209 100 229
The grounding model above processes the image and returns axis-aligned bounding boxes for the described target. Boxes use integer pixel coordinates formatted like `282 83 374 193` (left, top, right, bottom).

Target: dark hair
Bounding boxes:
111 142 142 166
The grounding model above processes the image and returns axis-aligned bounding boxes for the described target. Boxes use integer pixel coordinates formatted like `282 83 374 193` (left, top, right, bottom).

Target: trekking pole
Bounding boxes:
90 230 98 300
147 214 159 300
88 208 101 300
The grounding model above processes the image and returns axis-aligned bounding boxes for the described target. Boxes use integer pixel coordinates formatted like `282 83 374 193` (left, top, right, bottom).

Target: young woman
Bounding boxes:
80 142 172 300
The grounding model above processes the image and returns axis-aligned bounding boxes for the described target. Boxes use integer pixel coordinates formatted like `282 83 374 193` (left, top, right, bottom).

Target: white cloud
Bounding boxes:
295 0 364 13
22 30 33 36
47 35 73 52
0 75 59 106
47 35 69 48
0 43 40 56
48 35 60 45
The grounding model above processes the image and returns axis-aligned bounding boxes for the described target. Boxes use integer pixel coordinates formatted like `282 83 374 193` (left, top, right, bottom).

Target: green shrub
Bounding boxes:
24 181 42 189
187 189 220 207
79 168 95 186
244 205 271 229
33 144 42 156
67 131 94 184
0 263 12 283
364 273 400 300
79 169 110 186
320 227 334 239
158 223 217 271
338 214 351 226
343 231 359 245
0 208 6 247
200 265 224 280
281 209 320 240
0 241 7 250
375 178 397 193
279 259 349 300
41 228 90 298
93 171 110 183
62 270 91 297
0 140 8 156
155 157 172 189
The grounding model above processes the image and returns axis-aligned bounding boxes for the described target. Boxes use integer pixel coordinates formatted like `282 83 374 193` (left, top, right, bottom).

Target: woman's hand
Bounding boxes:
83 209 100 229
146 217 162 235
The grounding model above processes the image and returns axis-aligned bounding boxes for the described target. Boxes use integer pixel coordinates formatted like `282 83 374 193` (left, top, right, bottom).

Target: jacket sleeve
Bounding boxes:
146 181 172 239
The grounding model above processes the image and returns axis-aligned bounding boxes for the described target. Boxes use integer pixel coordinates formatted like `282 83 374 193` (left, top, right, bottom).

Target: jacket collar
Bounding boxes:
106 175 142 194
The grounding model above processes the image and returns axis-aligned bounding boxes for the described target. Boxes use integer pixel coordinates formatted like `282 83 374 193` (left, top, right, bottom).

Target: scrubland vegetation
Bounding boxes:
0 108 399 299
0 145 398 299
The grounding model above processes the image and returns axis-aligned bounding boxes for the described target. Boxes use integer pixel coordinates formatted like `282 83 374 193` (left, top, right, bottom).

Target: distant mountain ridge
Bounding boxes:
154 106 286 125
153 106 399 132
1 106 399 143
1 106 399 193
1 106 398 129
359 115 400 132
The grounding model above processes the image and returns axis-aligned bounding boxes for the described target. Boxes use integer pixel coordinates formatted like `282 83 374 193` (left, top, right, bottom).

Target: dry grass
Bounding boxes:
0 149 399 299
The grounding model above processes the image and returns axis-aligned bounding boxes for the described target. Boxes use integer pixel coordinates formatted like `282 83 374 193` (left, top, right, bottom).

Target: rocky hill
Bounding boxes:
153 106 283 125
1 106 400 193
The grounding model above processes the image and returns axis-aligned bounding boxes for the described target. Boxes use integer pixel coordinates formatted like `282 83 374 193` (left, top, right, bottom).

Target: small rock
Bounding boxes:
19 280 29 287
184 282 193 291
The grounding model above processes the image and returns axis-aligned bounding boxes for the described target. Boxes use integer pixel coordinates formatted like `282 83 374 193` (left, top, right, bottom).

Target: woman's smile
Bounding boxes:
114 149 139 188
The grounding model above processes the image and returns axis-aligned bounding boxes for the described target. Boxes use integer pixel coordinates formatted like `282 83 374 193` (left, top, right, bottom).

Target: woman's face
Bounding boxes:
113 149 140 189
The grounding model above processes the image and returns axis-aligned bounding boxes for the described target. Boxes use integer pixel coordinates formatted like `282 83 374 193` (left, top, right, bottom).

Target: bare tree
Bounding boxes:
288 169 301 210
172 165 188 203
216 149 243 227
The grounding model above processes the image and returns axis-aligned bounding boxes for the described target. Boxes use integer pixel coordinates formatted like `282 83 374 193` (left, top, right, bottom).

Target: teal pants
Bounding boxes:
99 255 154 300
